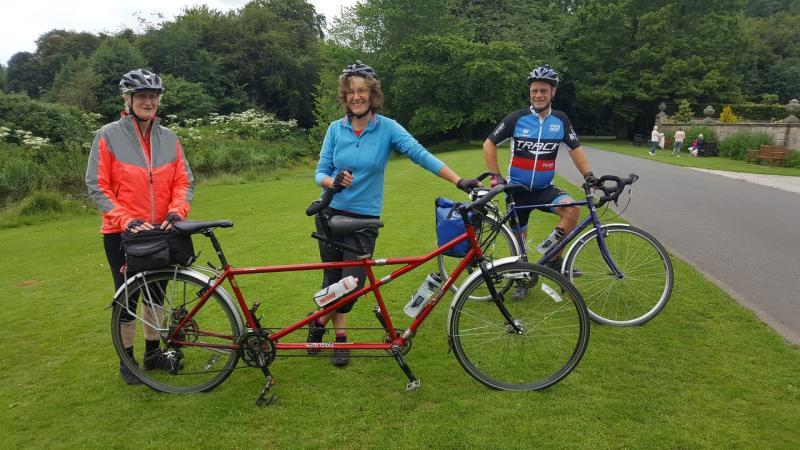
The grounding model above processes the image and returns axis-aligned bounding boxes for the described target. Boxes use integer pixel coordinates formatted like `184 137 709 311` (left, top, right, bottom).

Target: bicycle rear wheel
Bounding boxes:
111 270 243 393
437 215 521 300
448 261 589 391
564 224 673 326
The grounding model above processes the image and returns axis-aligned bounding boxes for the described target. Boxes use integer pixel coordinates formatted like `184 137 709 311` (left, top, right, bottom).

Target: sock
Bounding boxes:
335 333 347 343
145 340 160 354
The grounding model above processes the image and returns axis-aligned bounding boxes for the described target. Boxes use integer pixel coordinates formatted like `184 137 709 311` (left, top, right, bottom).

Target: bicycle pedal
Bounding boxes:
405 379 421 392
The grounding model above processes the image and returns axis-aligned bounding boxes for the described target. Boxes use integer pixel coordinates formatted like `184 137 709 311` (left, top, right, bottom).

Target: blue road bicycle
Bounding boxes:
438 174 674 326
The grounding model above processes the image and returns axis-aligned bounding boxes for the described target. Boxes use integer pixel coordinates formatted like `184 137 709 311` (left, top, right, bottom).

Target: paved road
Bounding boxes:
556 147 800 345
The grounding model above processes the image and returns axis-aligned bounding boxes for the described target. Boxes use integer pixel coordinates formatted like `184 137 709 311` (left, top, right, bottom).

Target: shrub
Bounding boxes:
719 105 738 123
672 99 694 123
19 191 64 216
0 92 99 146
685 126 716 144
717 131 773 160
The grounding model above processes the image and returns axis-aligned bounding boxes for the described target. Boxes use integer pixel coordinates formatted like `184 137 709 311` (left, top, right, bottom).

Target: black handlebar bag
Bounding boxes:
121 230 195 273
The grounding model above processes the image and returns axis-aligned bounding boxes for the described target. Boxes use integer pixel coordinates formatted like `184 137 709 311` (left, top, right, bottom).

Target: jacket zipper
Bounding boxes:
133 119 156 224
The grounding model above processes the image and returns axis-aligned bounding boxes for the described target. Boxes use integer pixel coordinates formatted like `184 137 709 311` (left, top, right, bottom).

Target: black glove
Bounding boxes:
491 174 507 187
332 170 350 189
126 219 145 231
165 212 182 224
583 171 598 186
456 178 480 193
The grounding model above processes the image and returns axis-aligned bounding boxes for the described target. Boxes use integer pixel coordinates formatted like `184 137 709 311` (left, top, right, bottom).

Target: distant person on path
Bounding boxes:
672 129 686 157
482 64 595 295
309 61 479 367
649 125 663 156
85 69 194 385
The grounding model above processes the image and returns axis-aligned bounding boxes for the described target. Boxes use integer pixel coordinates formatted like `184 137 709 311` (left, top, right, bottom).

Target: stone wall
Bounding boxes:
659 122 800 150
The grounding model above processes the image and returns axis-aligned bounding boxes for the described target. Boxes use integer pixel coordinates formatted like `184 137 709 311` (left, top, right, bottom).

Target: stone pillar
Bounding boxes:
656 102 668 125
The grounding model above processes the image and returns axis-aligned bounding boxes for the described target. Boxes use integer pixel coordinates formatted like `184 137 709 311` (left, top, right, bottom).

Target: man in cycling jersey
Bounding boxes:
483 64 595 274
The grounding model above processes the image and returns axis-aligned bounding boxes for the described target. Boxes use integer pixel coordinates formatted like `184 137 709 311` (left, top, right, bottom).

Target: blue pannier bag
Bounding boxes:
436 197 468 257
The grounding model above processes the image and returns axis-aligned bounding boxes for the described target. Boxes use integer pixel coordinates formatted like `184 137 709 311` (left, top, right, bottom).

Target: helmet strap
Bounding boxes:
347 108 372 120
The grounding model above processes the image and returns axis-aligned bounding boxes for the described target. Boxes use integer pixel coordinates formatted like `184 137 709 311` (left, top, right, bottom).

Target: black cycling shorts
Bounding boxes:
508 185 573 230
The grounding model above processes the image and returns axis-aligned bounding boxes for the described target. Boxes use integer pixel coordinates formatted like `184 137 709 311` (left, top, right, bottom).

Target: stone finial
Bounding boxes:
703 105 715 117
658 102 667 112
785 99 800 123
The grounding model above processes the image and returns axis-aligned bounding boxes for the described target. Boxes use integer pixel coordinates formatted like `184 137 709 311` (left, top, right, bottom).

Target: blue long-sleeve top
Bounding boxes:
315 114 446 216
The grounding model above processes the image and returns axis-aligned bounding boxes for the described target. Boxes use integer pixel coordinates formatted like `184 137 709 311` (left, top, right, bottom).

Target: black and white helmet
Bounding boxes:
527 64 559 87
342 60 378 79
119 69 164 94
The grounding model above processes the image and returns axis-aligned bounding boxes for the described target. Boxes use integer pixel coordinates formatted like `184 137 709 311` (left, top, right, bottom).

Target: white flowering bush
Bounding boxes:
206 109 299 140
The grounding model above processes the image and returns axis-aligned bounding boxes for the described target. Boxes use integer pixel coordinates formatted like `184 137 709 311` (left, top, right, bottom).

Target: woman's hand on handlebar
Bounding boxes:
456 177 482 193
331 170 352 189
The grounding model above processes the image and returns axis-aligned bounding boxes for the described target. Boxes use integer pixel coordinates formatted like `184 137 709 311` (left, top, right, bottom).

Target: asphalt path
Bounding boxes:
556 146 800 345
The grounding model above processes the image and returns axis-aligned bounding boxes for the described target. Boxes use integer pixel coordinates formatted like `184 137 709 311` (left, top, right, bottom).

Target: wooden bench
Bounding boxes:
664 136 674 149
699 141 718 157
746 145 790 166
633 134 644 146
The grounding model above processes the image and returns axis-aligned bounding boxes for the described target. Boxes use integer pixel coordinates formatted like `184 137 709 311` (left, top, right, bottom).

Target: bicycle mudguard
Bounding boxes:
113 268 245 335
445 255 522 321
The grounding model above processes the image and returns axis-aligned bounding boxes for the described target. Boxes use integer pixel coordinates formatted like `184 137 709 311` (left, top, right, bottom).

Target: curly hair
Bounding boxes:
337 74 383 113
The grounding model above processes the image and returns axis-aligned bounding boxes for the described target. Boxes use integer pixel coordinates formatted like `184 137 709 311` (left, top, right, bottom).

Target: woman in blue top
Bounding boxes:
309 61 479 367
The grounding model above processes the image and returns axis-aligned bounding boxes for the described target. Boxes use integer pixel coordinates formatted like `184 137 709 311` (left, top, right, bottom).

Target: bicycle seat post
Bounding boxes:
201 229 229 268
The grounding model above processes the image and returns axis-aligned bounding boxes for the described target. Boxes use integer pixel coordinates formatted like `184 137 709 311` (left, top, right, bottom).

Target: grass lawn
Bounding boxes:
582 139 800 176
1 147 798 448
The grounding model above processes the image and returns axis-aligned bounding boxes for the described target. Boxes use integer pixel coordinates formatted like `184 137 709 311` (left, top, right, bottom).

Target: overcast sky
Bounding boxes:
0 0 357 66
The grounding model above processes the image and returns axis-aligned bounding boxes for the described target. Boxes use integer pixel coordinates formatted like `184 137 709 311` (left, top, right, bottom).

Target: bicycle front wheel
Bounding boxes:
564 224 674 326
437 215 521 300
448 261 589 391
111 270 243 393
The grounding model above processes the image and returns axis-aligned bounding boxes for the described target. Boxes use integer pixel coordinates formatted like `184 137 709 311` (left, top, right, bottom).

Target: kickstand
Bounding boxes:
394 352 421 392
255 367 278 407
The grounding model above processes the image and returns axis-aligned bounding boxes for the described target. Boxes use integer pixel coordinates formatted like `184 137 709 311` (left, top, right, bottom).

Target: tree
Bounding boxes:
5 52 49 97
673 99 694 122
564 0 752 137
387 35 528 140
158 74 216 120
89 36 147 119
46 55 101 112
0 64 5 92
35 30 103 89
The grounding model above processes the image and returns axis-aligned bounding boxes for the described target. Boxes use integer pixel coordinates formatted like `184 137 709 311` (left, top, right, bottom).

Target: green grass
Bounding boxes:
1 148 798 448
582 139 800 176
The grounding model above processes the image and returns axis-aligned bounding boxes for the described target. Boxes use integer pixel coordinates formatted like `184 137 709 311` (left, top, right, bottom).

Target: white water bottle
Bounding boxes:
314 276 359 308
536 227 565 255
404 272 443 318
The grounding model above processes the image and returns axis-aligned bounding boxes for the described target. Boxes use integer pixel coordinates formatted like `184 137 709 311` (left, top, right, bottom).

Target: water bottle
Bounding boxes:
404 272 443 318
314 276 359 308
536 227 565 255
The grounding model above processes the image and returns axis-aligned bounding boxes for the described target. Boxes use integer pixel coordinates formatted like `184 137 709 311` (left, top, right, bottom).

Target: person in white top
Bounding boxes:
649 125 663 156
672 129 686 157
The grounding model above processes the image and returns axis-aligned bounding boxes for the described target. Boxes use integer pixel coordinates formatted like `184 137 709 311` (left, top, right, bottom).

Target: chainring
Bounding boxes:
237 330 276 368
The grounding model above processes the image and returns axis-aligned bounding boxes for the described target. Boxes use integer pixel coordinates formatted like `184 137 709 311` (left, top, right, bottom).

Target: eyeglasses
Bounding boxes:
346 88 370 97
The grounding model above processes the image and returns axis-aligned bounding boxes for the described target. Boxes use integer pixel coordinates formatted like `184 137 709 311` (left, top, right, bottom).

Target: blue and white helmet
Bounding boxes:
527 64 559 87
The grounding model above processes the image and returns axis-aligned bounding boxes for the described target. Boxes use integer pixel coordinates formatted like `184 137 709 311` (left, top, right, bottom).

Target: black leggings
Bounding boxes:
315 210 379 314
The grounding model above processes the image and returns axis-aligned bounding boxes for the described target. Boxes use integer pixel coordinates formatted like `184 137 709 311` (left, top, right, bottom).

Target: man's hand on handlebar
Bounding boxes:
491 174 507 187
583 171 598 187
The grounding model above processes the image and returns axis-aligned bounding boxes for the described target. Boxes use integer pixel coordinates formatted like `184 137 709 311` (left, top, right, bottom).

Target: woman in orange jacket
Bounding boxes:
85 69 194 385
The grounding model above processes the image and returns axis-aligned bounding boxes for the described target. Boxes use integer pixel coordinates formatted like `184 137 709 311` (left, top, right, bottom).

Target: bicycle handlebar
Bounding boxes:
586 173 639 208
305 186 343 216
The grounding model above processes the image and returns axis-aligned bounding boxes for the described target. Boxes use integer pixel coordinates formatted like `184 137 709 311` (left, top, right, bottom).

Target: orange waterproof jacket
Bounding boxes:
85 115 194 234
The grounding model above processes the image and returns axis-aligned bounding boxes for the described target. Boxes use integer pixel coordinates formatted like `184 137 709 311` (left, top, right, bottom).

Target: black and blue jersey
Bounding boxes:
487 107 580 189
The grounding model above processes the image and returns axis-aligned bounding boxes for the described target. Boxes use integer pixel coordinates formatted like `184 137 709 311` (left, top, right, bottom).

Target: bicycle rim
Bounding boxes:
111 271 242 393
448 262 589 391
438 215 520 301
565 225 673 326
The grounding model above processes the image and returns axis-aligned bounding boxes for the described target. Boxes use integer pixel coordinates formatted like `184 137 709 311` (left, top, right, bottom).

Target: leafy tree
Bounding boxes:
46 56 101 112
88 36 147 120
743 2 800 100
35 30 103 89
158 74 216 120
0 64 5 91
388 35 528 140
565 0 752 138
5 52 48 97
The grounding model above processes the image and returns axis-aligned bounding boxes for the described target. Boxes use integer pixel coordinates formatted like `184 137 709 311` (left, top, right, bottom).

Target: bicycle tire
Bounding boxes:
111 270 243 393
563 224 673 326
447 261 590 391
437 214 521 301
